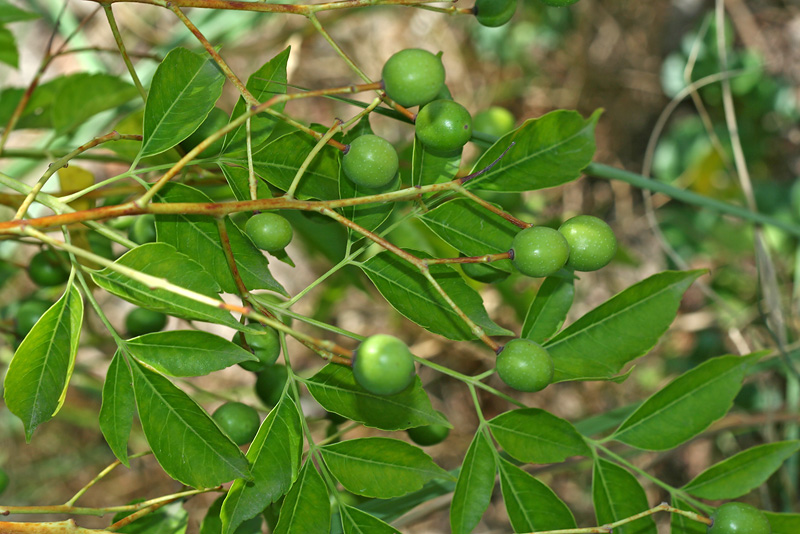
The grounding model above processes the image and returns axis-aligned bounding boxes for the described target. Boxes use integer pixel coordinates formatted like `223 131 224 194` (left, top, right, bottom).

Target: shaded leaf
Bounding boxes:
498 458 576 532
340 505 400 534
522 276 574 343
200 496 261 534
273 461 330 534
545 270 704 382
219 163 272 202
141 47 225 157
321 437 453 498
0 2 39 23
154 183 286 295
765 512 800 534
305 363 450 431
683 440 800 499
127 331 257 377
592 458 656 534
612 353 761 450
91 243 241 329
488 408 590 464
0 26 18 68
3 285 82 441
450 429 497 534
360 250 512 341
222 397 303 534
670 496 706 534
467 110 600 192
52 73 138 134
100 350 135 467
411 137 461 187
130 360 250 488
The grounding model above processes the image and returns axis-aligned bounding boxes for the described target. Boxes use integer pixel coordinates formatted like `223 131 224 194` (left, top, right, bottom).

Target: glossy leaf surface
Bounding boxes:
273 461 330 534
592 458 656 534
522 276 574 343
498 458 576 532
99 351 135 467
450 429 497 534
488 408 590 464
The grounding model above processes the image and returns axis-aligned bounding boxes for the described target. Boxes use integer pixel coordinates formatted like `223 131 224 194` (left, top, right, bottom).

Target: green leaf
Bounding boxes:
126 331 257 377
52 73 138 134
683 440 800 499
222 47 290 156
467 109 600 192
450 429 497 534
221 396 303 534
219 163 272 202
545 270 704 382
360 250 512 341
0 26 18 68
419 199 517 273
522 276 574 343
0 2 39 23
0 77 71 130
765 512 800 534
141 47 225 158
498 458 577 532
670 496 706 534
130 360 250 488
321 437 453 498
113 500 188 534
273 461 330 534
99 351 135 467
592 458 656 534
222 129 340 200
91 243 241 329
411 137 461 187
3 285 83 441
488 408 590 464
200 496 262 534
154 183 287 295
305 363 450 431
357 479 456 523
340 505 401 534
612 353 761 450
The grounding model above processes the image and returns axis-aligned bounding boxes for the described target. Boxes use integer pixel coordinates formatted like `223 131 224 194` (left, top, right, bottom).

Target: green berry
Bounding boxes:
511 226 570 277
15 299 52 337
234 324 281 373
181 107 228 157
473 106 516 138
254 364 289 408
382 49 446 108
474 0 517 27
539 0 579 6
129 214 157 245
558 215 617 271
461 260 510 284
708 502 771 534
353 334 416 396
212 402 261 446
342 135 399 189
125 308 168 337
407 424 450 446
415 100 473 154
0 467 8 496
28 250 70 287
496 338 554 392
245 212 293 252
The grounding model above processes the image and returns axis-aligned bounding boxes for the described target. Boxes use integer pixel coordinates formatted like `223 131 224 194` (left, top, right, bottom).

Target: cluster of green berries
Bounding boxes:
511 215 617 278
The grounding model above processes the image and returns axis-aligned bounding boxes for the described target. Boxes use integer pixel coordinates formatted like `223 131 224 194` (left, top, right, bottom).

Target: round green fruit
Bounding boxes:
473 106 516 138
16 299 52 337
496 338 554 392
28 250 70 287
708 502 771 534
558 215 617 271
129 214 157 245
353 334 416 396
181 107 228 157
415 100 473 154
0 467 8 496
461 260 510 284
234 324 282 373
539 0 579 6
474 0 517 27
511 226 570 277
382 49 446 108
212 402 261 446
342 135 399 189
125 308 168 337
407 424 450 446
255 364 289 408
245 212 293 252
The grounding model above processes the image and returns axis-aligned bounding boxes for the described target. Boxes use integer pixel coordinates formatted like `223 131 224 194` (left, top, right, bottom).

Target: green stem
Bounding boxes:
103 6 147 101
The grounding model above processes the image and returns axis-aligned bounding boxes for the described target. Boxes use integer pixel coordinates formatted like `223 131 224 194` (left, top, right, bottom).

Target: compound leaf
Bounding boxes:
522 276 574 343
450 429 497 534
592 458 656 534
273 461 330 534
340 505 400 534
488 408 590 464
498 458 576 532
99 350 135 467
52 73 138 134
411 137 461 187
